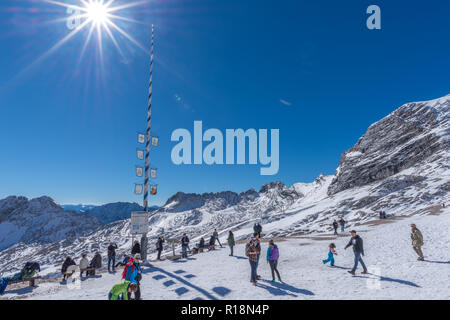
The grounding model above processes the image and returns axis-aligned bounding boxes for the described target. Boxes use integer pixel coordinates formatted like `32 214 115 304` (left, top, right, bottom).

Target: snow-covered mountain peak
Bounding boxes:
328 94 450 196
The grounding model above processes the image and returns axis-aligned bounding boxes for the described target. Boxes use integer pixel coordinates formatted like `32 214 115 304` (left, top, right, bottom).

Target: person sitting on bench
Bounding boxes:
61 256 76 281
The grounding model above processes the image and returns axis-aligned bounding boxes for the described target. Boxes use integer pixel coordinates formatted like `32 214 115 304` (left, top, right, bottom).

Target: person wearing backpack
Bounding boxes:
122 254 143 300
266 240 282 283
227 231 235 256
108 281 138 300
107 242 118 272
246 238 260 285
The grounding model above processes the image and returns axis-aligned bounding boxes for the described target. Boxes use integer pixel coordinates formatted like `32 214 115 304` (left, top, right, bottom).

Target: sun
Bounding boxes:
39 0 150 66
86 1 109 25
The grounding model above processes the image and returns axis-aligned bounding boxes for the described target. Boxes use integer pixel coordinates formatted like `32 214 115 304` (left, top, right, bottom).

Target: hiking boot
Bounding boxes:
361 270 368 274
348 270 355 275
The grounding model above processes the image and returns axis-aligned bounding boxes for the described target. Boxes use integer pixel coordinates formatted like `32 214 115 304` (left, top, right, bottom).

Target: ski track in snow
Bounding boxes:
2 208 449 300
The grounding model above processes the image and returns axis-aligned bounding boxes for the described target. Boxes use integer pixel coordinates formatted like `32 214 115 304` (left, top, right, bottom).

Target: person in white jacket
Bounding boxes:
79 253 89 277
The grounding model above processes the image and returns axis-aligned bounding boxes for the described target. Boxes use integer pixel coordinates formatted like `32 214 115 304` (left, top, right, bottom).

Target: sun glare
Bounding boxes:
38 0 149 68
86 1 109 25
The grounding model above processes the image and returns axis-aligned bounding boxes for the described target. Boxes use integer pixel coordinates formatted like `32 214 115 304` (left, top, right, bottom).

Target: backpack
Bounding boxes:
271 246 279 261
245 241 251 257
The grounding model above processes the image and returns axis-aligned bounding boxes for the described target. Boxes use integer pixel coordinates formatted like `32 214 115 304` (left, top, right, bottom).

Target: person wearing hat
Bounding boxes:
344 230 368 275
410 224 424 261
123 253 142 300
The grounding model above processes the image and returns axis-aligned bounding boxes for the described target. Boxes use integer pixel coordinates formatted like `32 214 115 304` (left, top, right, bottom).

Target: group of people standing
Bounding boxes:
246 232 282 285
332 218 346 235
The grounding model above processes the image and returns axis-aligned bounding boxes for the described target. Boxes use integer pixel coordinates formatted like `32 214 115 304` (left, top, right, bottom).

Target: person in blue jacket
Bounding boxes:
266 240 282 283
123 254 142 299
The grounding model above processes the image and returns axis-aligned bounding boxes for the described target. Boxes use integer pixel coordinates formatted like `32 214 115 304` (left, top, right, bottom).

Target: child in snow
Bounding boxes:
108 281 138 300
322 243 337 266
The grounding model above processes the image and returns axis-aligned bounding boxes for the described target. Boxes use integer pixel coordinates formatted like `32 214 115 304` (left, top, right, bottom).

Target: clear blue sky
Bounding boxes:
0 0 449 205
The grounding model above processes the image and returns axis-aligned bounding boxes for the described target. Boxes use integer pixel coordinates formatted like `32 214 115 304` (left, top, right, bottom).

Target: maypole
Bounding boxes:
144 24 154 213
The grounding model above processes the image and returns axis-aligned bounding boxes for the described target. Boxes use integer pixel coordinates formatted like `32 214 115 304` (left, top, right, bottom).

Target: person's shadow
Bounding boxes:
424 260 450 264
259 280 314 297
366 273 420 288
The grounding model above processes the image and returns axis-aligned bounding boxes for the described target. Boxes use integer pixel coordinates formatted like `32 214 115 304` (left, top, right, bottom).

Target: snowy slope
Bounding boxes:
1 206 449 300
0 94 448 282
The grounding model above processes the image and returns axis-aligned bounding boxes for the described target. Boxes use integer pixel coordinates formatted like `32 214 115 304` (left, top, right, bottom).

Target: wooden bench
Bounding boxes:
8 276 41 287
63 267 97 279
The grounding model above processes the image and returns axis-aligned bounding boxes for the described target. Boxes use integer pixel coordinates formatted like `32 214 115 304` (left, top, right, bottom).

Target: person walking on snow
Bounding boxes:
382 211 386 219
246 238 260 285
344 230 368 275
410 224 424 261
322 243 337 266
108 281 138 300
156 236 164 261
227 231 235 256
213 229 223 247
332 220 338 235
266 240 282 283
107 242 118 272
181 234 189 258
339 218 346 233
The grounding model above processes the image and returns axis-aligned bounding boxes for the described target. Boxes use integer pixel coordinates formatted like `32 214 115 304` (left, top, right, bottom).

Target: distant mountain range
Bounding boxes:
63 202 159 224
62 204 97 213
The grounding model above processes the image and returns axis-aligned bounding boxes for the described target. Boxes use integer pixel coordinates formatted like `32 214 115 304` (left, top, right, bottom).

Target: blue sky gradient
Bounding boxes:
0 0 449 205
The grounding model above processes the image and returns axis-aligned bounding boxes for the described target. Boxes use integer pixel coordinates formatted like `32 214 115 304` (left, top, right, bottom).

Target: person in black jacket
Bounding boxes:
131 240 141 256
253 223 262 238
208 235 216 251
156 237 164 260
199 237 205 252
88 252 102 276
61 256 76 280
107 242 118 272
332 220 339 235
181 234 189 258
344 230 368 275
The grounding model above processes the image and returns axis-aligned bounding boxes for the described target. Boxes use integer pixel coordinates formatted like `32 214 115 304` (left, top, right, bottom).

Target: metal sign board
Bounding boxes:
130 211 149 235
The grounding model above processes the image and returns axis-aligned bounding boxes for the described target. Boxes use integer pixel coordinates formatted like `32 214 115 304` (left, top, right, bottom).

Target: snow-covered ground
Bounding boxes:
2 207 449 300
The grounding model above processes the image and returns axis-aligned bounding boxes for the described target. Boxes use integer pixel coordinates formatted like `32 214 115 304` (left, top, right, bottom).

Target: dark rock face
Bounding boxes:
328 95 450 195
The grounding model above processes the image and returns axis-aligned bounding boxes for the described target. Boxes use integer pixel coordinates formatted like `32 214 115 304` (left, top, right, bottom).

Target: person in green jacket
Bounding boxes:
108 281 138 300
227 231 235 256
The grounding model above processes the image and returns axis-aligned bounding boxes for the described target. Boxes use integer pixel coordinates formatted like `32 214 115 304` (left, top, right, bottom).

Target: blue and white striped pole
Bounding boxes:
144 25 154 213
